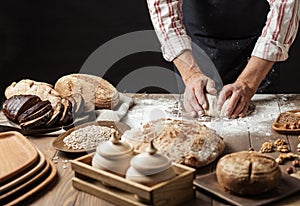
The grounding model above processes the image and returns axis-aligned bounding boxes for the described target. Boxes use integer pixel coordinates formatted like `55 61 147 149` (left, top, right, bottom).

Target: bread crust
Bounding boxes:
2 95 41 122
216 151 281 196
122 118 225 168
54 73 119 109
4 79 62 108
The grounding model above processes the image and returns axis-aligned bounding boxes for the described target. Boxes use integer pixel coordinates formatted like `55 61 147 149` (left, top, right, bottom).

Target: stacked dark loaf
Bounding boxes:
2 74 119 130
2 94 88 130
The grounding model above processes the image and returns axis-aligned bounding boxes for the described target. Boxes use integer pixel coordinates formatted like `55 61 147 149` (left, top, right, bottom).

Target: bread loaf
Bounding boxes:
216 151 281 196
54 73 119 109
122 118 225 168
2 95 41 122
5 79 62 108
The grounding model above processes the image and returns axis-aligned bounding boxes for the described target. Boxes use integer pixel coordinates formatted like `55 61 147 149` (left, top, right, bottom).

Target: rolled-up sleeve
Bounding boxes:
147 0 192 61
252 0 300 61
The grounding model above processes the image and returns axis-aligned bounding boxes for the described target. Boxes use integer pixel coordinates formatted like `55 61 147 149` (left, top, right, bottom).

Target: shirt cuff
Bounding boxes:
252 36 290 62
161 34 192 62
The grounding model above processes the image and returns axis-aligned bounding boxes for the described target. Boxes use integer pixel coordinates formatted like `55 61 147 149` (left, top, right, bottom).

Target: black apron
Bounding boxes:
182 0 279 93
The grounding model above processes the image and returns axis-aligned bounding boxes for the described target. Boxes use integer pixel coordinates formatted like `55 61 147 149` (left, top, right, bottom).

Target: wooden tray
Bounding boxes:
193 172 300 206
2 158 57 205
0 155 50 201
0 148 46 194
0 131 39 184
71 153 195 206
272 110 300 134
52 121 130 153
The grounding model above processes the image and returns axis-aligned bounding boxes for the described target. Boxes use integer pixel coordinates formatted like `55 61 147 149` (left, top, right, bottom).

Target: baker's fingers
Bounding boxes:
206 79 217 95
217 87 232 110
238 105 249 118
230 100 245 119
184 89 203 116
194 86 208 111
224 93 241 118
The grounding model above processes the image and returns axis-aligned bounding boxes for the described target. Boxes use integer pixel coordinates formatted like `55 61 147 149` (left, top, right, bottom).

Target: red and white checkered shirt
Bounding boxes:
147 0 300 62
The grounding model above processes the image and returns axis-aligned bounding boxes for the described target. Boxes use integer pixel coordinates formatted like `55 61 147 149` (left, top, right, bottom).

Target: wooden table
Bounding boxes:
5 94 300 205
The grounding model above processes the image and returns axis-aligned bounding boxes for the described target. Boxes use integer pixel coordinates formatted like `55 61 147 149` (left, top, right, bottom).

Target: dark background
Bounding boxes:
0 0 299 104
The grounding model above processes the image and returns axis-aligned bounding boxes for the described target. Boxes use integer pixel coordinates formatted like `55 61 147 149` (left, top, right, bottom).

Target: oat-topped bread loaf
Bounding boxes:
54 73 119 109
122 118 225 168
216 151 281 196
5 79 62 108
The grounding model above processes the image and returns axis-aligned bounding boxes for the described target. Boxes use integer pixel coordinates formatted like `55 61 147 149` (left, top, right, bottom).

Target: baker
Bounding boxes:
147 0 300 118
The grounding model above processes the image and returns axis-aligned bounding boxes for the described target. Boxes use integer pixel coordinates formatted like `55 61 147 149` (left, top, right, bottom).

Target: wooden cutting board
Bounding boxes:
0 131 39 184
194 172 300 206
2 158 57 205
0 147 46 194
0 156 50 201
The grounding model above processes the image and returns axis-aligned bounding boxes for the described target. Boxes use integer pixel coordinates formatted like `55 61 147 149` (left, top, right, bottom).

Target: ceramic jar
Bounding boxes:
92 131 134 176
125 140 176 186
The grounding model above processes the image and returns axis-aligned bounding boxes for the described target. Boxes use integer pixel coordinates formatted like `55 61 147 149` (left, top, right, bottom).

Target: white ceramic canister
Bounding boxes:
92 131 134 176
126 140 176 186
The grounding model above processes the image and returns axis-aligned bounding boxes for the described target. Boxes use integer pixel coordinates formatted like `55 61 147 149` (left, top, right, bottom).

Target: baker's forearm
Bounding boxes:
236 56 275 94
173 50 203 83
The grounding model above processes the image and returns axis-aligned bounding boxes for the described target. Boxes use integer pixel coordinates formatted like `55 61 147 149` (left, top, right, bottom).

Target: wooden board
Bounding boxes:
0 148 46 194
2 158 58 205
193 172 300 206
52 121 131 153
272 110 300 134
0 131 39 184
0 155 50 201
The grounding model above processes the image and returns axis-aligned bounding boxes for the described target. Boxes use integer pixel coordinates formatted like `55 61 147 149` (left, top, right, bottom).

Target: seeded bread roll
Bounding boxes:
54 73 119 109
216 151 281 196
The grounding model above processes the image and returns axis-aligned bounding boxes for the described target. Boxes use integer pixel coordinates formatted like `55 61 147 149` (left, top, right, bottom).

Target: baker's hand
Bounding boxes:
217 81 255 118
183 72 217 117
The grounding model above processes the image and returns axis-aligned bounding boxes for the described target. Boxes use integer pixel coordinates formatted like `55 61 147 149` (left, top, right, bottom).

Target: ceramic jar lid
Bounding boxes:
97 131 133 158
130 140 172 175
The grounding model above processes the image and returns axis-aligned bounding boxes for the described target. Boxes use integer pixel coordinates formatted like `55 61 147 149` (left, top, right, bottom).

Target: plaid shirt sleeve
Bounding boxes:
252 0 300 61
147 0 192 62
147 0 300 62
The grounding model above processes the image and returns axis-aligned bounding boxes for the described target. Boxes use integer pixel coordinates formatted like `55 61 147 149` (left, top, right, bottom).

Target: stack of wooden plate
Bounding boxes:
0 131 57 205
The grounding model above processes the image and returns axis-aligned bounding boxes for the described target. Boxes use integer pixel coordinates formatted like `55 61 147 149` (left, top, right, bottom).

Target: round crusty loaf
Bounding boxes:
54 73 119 109
216 151 281 196
122 118 225 168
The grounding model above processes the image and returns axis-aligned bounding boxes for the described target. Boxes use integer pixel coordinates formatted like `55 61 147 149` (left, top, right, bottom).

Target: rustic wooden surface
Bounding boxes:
2 93 300 206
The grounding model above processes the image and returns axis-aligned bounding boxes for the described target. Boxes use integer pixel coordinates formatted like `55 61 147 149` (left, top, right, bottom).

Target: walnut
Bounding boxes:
274 138 286 146
158 126 179 139
292 160 300 167
286 167 294 174
275 157 284 165
279 152 298 160
183 154 198 167
277 145 289 153
260 142 273 153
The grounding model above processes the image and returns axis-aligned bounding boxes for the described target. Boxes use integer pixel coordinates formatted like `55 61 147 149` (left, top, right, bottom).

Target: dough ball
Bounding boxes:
204 94 228 117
